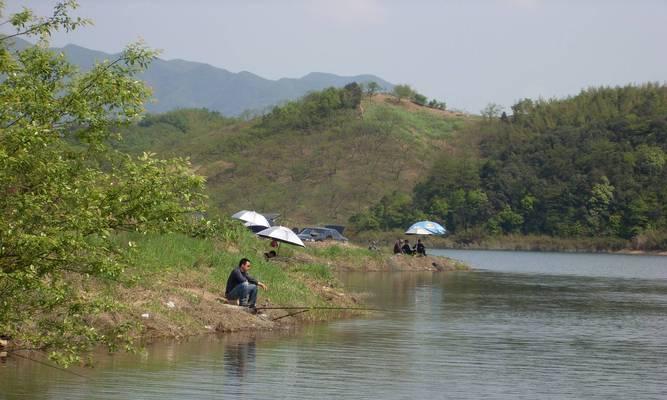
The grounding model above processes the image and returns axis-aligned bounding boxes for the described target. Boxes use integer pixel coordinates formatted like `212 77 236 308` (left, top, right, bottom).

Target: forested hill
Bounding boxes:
352 84 667 247
116 85 470 225
8 38 394 116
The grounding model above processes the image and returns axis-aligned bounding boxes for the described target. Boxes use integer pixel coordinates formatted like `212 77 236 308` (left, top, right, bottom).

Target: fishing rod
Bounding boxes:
9 351 89 379
256 306 386 311
264 306 383 322
257 306 385 321
257 305 438 318
271 309 310 321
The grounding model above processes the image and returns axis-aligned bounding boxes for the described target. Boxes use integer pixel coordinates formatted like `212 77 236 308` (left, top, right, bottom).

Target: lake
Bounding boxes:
2 250 666 399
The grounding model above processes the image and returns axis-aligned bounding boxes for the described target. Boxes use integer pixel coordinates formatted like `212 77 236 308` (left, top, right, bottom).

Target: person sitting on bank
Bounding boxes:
393 238 402 254
264 250 277 260
225 258 267 312
401 239 414 255
415 239 426 256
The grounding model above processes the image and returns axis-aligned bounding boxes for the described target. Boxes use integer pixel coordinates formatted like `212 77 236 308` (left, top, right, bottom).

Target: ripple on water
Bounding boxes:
2 251 667 399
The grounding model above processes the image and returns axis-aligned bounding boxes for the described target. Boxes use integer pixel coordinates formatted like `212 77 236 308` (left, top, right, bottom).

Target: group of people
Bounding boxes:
228 238 428 315
393 238 426 256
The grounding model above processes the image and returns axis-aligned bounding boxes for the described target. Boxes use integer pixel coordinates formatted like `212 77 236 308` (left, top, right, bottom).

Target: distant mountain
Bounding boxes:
10 38 394 116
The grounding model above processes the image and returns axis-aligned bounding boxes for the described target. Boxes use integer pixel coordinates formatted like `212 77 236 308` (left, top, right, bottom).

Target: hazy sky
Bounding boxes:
5 0 667 113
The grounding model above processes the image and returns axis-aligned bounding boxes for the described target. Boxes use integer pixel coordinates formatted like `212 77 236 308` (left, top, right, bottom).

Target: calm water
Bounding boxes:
2 250 667 399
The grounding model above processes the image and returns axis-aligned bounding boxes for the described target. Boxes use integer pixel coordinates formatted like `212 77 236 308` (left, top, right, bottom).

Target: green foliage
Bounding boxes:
118 86 470 225
349 191 424 232
428 99 446 110
0 2 208 365
363 81 382 98
363 84 667 244
119 232 227 274
481 103 503 120
412 93 427 106
341 82 362 109
259 84 361 133
476 84 667 239
488 205 524 234
392 84 414 102
363 101 463 140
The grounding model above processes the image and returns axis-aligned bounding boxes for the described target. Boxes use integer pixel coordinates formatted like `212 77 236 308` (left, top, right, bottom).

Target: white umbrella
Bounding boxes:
256 226 305 247
231 210 270 228
405 221 447 235
405 226 434 235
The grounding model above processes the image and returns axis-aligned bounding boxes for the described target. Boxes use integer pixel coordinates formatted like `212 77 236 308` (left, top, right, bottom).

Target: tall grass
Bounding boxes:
307 243 385 263
363 101 466 140
117 229 339 309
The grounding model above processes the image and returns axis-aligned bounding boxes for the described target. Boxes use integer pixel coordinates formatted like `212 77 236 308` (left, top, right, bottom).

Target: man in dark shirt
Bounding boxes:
415 239 426 256
225 258 267 311
401 239 414 255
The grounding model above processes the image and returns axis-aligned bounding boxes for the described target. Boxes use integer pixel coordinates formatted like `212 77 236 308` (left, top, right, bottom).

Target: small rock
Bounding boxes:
204 325 213 330
165 301 176 309
141 313 150 319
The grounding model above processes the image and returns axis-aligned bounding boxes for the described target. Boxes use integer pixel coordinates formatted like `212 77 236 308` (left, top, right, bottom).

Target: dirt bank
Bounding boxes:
90 268 363 346
1 243 469 362
329 252 469 272
113 247 468 343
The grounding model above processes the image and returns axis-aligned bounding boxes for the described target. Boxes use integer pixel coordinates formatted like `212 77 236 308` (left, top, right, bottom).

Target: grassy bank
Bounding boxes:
4 224 470 367
104 229 363 334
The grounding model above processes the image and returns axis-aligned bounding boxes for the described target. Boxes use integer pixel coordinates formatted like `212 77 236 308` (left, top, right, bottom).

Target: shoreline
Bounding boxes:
1 242 470 363
352 231 667 255
436 245 667 256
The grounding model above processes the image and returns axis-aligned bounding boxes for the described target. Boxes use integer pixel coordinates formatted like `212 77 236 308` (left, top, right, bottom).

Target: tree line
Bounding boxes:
351 84 667 249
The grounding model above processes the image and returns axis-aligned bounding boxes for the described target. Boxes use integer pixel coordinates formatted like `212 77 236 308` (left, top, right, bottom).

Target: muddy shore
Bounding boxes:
0 244 469 362
128 249 468 341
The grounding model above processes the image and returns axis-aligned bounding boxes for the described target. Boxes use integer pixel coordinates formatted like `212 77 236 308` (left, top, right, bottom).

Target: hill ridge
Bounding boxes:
7 38 395 116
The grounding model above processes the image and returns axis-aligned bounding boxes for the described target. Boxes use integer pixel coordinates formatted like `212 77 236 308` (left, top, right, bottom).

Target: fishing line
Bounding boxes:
10 351 89 379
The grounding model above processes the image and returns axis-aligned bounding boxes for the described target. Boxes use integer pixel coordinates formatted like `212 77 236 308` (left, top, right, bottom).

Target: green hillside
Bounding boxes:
117 86 471 226
355 84 667 249
117 80 667 249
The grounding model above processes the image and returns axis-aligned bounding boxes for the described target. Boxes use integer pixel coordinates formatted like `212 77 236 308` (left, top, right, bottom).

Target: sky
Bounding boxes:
4 0 667 113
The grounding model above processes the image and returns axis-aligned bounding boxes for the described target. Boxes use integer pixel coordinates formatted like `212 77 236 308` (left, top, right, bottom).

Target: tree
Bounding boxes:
428 99 446 110
341 82 362 109
480 103 503 120
412 92 427 106
393 84 414 103
0 1 207 365
364 81 382 98
587 176 615 233
488 205 524 234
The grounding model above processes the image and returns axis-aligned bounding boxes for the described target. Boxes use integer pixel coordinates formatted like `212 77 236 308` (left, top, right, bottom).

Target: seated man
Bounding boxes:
401 239 414 255
264 250 277 260
225 258 267 312
415 239 426 256
393 239 402 254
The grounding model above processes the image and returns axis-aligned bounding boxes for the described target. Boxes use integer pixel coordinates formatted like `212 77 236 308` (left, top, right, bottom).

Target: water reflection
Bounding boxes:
2 251 667 399
224 336 256 380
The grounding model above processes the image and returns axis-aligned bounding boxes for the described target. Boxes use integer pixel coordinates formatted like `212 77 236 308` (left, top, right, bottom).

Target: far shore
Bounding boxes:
352 231 667 255
434 244 667 256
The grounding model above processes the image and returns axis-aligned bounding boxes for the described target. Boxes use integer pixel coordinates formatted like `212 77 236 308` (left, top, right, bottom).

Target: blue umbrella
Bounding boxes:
405 221 447 235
